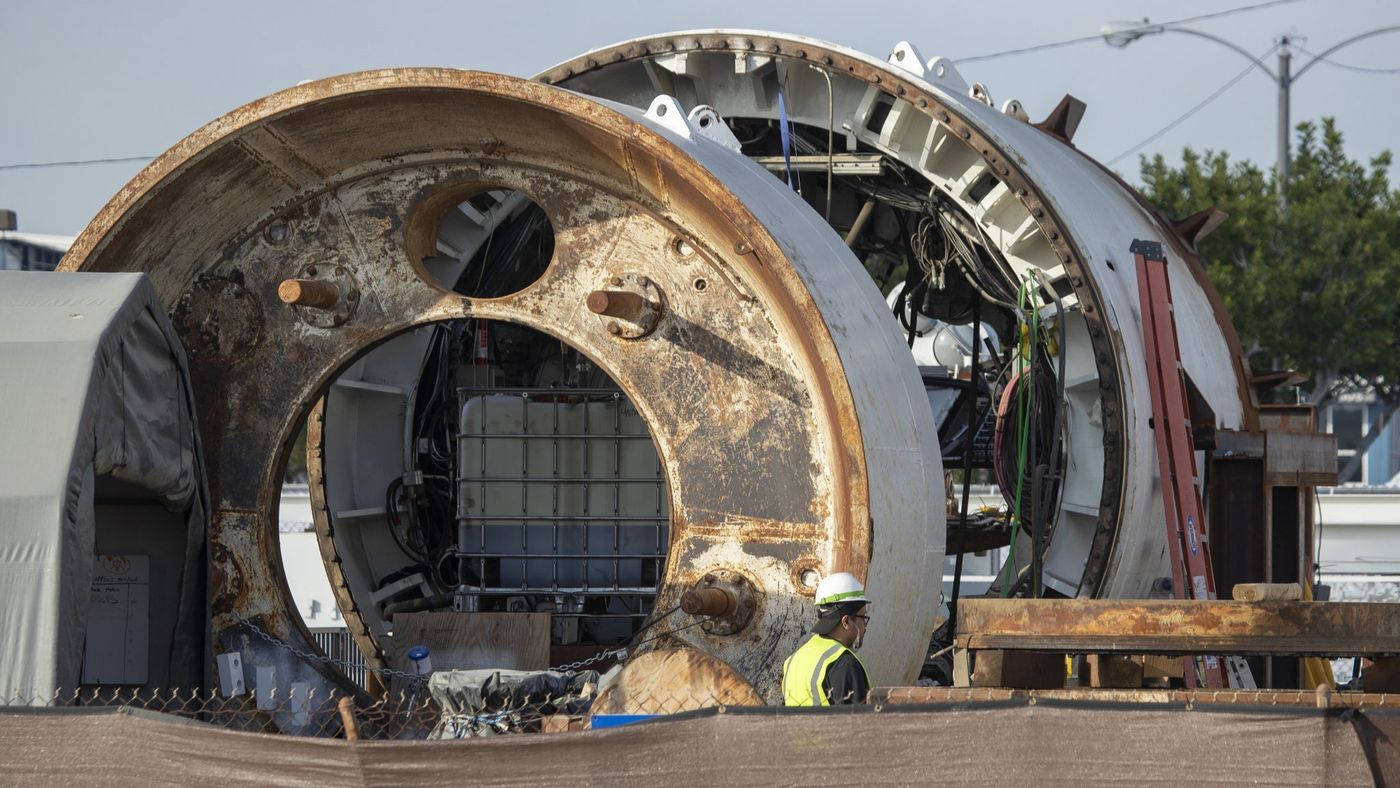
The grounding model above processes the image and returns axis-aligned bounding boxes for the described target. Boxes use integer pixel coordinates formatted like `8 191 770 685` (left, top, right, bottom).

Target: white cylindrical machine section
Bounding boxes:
632 95 946 691
546 30 1254 603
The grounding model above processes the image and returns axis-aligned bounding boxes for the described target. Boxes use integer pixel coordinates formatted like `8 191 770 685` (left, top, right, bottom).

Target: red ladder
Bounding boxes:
1133 240 1253 690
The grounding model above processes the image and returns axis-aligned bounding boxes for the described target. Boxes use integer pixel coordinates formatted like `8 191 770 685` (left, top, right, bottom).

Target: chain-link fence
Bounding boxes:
0 687 440 739
0 682 799 740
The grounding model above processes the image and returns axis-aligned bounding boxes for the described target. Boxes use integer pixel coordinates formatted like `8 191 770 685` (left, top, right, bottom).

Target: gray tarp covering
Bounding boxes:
0 272 207 697
0 702 1391 785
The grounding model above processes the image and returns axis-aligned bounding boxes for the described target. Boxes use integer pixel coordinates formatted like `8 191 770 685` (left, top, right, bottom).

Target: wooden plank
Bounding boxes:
956 599 1400 657
873 686 1400 709
1087 655 1143 688
1258 403 1317 434
1360 657 1400 692
970 650 1064 689
389 612 551 674
1266 431 1338 486
1213 429 1265 459
1233 583 1302 602
1138 654 1184 680
1208 452 1266 604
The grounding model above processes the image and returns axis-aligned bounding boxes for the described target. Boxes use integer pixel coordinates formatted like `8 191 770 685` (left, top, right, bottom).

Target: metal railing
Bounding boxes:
310 627 370 689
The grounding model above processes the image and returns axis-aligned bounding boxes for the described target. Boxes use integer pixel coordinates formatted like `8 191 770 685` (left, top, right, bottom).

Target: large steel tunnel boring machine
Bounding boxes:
59 29 1256 713
60 69 942 707
545 31 1255 599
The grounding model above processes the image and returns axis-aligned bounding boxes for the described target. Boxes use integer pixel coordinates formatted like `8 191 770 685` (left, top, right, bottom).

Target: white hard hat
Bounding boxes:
814 572 870 607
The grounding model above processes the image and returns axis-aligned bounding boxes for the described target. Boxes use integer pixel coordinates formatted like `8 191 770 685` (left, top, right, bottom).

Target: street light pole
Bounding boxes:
1277 39 1291 191
1102 21 1400 201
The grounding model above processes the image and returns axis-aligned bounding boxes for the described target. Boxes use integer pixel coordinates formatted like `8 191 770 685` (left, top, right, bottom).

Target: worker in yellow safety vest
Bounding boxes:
782 572 872 705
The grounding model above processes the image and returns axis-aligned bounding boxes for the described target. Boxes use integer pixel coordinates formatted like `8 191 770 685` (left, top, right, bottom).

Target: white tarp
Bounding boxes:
0 271 207 697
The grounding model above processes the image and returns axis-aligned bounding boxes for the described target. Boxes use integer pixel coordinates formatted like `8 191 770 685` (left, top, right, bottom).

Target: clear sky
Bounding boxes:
3 0 1398 236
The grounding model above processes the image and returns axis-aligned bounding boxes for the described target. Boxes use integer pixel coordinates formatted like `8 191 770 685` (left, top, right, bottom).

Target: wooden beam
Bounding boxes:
956 598 1400 657
1265 431 1338 486
389 612 551 674
873 686 1400 709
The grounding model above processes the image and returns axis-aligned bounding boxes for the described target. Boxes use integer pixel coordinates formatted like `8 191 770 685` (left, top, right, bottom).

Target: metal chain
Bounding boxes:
235 615 426 684
549 647 628 674
238 605 696 679
547 604 687 674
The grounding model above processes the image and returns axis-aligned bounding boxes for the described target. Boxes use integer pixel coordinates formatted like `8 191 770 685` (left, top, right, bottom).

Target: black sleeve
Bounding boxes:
822 652 870 704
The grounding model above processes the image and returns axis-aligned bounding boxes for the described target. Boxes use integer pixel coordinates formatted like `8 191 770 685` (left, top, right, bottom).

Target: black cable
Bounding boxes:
1029 272 1068 596
630 604 683 642
0 155 153 171
628 612 704 652
385 477 430 564
947 296 981 635
1105 45 1278 166
1295 46 1400 75
952 0 1300 64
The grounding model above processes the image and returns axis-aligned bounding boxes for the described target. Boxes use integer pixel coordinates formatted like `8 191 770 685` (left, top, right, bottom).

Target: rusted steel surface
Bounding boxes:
60 68 939 709
874 686 1400 709
544 32 1128 598
591 647 764 714
956 598 1400 657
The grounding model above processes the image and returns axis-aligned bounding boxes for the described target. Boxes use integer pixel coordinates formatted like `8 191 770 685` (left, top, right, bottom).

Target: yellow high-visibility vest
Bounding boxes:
782 634 869 706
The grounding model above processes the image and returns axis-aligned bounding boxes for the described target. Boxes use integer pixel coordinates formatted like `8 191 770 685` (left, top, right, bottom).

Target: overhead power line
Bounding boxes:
1106 44 1281 167
953 0 1301 63
0 155 154 172
1295 46 1400 74
0 0 1312 173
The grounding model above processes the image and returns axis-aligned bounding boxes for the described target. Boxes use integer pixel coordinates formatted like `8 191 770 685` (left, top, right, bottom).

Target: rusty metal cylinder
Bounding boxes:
278 278 340 309
586 289 646 320
680 586 736 618
61 67 942 710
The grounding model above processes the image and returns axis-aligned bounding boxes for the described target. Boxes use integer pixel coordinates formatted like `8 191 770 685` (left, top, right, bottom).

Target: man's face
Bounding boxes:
847 604 871 650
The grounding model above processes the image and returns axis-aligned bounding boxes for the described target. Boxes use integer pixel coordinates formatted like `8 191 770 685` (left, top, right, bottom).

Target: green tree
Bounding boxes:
1138 118 1400 480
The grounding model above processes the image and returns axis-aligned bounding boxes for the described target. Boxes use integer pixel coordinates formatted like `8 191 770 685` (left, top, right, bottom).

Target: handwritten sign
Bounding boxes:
81 555 149 684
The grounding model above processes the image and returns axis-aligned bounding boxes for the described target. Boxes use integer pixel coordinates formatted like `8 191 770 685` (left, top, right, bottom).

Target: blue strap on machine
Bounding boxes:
778 91 796 191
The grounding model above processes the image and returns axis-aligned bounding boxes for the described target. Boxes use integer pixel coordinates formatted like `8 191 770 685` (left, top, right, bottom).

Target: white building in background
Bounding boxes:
278 484 343 628
279 485 368 684
1318 485 1400 596
0 223 72 271
1323 389 1400 486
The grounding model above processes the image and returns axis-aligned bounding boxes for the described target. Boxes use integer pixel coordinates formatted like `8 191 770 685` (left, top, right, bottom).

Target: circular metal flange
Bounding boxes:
60 68 941 709
690 568 760 636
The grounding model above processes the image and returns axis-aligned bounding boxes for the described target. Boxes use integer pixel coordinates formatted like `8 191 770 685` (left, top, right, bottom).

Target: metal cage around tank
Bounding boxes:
453 387 668 635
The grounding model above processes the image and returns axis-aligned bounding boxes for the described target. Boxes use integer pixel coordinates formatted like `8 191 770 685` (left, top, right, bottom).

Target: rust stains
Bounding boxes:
60 68 890 710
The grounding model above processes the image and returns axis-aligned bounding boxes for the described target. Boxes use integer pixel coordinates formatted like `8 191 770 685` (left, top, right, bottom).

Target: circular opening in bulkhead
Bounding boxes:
305 316 671 682
416 189 555 298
